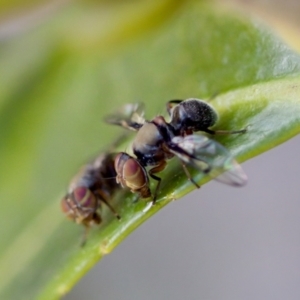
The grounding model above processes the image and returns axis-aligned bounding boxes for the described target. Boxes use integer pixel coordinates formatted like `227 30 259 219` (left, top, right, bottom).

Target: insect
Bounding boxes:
61 152 121 245
106 98 247 204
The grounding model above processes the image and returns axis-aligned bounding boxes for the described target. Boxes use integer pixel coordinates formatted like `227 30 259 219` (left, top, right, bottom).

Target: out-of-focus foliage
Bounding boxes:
0 1 300 299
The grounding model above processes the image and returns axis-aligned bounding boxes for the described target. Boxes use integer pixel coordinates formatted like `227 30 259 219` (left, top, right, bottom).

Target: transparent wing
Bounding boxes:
168 135 247 186
105 103 145 131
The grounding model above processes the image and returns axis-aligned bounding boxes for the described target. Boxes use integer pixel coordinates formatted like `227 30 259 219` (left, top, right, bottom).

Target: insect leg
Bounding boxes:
80 212 101 247
101 198 121 220
180 162 200 189
148 160 167 205
95 189 121 220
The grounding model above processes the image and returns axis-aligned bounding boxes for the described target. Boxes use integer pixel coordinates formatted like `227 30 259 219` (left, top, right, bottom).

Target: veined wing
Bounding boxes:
169 135 247 186
105 103 145 131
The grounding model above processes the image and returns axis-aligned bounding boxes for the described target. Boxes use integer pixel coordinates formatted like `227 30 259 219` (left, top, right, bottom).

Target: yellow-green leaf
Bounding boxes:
0 1 300 299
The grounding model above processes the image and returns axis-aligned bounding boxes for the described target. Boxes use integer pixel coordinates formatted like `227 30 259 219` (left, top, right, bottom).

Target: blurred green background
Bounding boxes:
1 0 300 299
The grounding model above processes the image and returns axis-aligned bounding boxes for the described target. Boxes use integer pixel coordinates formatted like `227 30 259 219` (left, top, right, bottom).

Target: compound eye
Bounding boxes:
61 195 75 219
115 152 129 181
123 158 147 188
74 187 97 209
114 153 123 172
115 153 147 190
61 187 98 223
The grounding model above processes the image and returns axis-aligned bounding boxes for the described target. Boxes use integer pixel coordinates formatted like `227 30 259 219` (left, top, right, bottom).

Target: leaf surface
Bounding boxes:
0 1 300 299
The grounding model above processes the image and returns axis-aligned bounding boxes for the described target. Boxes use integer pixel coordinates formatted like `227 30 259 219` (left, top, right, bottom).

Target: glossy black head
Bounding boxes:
169 98 218 134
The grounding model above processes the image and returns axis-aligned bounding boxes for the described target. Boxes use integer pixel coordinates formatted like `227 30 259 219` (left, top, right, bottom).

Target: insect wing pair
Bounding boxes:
105 102 145 131
169 135 247 186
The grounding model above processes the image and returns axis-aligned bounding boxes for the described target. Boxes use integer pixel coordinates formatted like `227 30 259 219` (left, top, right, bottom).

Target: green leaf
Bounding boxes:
0 1 300 299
